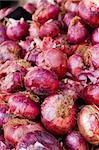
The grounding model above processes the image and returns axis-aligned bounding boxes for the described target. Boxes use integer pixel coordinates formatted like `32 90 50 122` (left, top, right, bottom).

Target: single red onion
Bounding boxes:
77 105 99 145
64 130 89 150
23 3 36 14
36 48 67 78
3 118 44 146
6 18 29 41
78 0 99 27
39 20 60 38
67 16 88 44
0 40 24 63
92 28 99 44
82 83 99 105
24 66 59 96
32 4 59 25
0 23 8 44
41 93 77 135
65 0 80 15
8 91 40 120
63 12 75 28
16 131 62 150
0 60 27 93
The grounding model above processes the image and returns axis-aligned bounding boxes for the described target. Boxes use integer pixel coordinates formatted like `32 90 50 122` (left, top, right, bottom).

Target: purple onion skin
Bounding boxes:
63 13 75 28
92 28 99 45
64 131 89 150
67 17 88 44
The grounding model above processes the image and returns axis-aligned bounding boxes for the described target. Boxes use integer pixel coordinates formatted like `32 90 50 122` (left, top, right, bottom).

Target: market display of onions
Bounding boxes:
0 0 99 149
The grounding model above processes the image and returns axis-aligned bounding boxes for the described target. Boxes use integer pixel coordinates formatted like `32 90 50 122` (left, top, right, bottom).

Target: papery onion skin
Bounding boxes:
24 66 59 96
64 130 89 150
78 0 99 27
92 28 99 45
6 18 29 41
3 118 44 146
36 48 67 78
39 20 60 39
8 92 40 120
16 131 62 150
41 93 77 135
77 105 99 145
82 83 99 105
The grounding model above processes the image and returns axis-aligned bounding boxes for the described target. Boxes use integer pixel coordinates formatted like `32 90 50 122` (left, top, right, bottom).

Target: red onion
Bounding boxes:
65 0 80 15
33 4 59 25
0 23 8 44
16 131 62 150
23 3 36 14
24 66 59 96
3 118 44 146
82 83 99 105
78 0 99 27
6 18 29 41
0 7 15 20
36 48 67 78
0 60 27 93
92 28 99 45
67 16 88 44
64 130 89 150
77 105 99 145
39 20 60 38
0 41 24 63
41 93 77 135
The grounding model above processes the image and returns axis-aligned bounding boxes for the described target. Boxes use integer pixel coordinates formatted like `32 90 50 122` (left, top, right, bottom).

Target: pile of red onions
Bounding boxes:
0 0 99 149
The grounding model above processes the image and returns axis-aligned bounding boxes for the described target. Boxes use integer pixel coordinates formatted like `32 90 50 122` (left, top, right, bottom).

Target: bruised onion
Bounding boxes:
39 20 60 38
92 27 99 45
0 40 24 63
8 91 40 120
36 48 67 78
77 105 99 145
33 4 59 25
78 0 99 27
67 16 88 44
41 93 77 135
16 131 62 150
64 130 89 150
82 83 99 105
6 18 29 41
23 3 36 14
3 118 44 146
25 66 59 96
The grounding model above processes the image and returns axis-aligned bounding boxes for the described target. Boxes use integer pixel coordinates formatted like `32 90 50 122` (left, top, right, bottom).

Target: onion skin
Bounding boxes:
41 93 77 135
23 3 36 14
78 0 99 27
29 21 40 38
16 131 62 150
6 18 29 41
82 83 99 105
24 66 59 96
39 20 60 38
36 48 67 78
3 118 44 146
92 28 99 45
8 92 40 120
33 4 59 25
0 41 24 64
67 16 88 44
64 130 89 150
77 105 99 145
